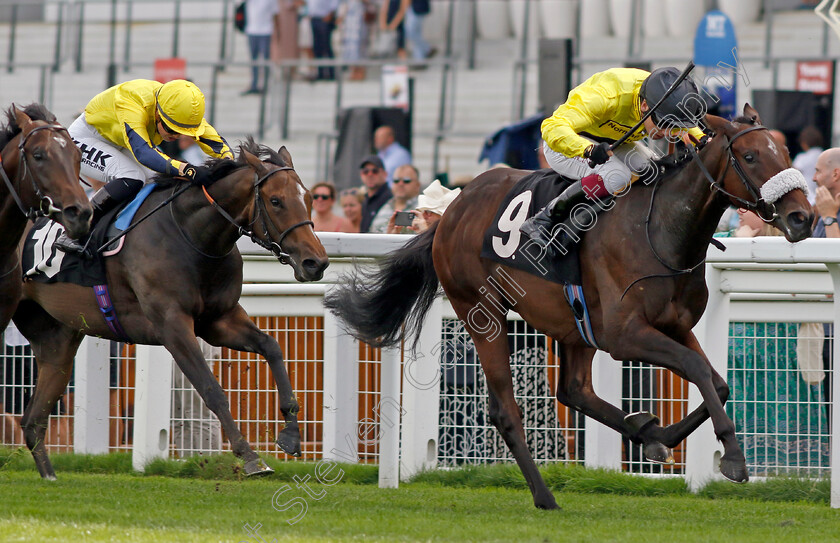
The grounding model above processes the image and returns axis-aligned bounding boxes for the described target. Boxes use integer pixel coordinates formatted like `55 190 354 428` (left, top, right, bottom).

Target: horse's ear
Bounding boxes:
242 148 269 176
278 146 294 169
13 105 32 129
743 103 761 125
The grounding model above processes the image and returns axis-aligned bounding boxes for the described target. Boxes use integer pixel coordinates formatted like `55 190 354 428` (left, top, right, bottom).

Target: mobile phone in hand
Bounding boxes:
394 211 415 227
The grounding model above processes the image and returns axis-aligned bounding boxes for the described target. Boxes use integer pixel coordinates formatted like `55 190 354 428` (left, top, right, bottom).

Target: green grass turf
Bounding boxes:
0 449 836 541
0 471 837 543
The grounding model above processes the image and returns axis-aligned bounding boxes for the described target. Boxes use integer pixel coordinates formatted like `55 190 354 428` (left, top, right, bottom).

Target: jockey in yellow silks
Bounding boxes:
56 79 234 255
520 67 707 252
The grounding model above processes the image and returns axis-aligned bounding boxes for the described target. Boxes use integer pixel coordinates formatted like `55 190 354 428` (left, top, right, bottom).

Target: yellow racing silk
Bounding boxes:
541 68 704 158
83 79 233 176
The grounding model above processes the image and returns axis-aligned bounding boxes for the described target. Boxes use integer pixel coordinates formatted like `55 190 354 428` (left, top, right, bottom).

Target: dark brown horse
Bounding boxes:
325 106 813 509
13 141 328 479
0 104 92 336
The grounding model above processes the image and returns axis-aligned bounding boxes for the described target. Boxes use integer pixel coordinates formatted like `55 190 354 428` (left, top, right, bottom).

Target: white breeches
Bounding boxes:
542 139 657 195
68 113 155 197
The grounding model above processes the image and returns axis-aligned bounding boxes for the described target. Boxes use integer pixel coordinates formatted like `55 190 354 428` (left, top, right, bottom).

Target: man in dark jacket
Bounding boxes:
359 155 393 232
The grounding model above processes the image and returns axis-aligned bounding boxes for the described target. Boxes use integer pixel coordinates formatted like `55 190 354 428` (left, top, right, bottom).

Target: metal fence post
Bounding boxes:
686 263 729 492
321 311 359 463
400 297 442 481
584 350 622 470
73 336 111 454
378 345 402 488
132 344 172 472
824 263 840 509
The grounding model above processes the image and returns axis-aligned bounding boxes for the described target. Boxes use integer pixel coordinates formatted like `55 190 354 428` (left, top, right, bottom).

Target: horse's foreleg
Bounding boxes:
645 332 729 449
612 326 746 483
161 315 271 475
555 345 674 464
13 301 82 480
202 305 301 458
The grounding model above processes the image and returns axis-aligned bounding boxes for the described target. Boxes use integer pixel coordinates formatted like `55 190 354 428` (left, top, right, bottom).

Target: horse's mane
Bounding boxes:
0 103 56 150
153 136 288 187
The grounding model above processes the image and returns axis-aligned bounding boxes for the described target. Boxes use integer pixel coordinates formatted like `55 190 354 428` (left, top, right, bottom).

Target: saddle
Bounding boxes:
480 169 612 286
22 184 157 287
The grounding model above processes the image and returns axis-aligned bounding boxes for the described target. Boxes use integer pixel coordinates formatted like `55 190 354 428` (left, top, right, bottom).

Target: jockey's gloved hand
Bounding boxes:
585 142 611 167
183 164 212 186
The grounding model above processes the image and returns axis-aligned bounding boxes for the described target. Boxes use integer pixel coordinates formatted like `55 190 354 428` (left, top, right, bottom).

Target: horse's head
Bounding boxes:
704 104 813 242
242 146 329 281
2 105 92 238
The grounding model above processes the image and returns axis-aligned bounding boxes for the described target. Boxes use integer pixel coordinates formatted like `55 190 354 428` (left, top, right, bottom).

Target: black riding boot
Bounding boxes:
519 181 587 254
55 178 142 257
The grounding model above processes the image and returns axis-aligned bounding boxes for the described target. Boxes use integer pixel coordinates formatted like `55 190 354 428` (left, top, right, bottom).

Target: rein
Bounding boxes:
0 124 67 220
179 165 313 264
622 124 776 300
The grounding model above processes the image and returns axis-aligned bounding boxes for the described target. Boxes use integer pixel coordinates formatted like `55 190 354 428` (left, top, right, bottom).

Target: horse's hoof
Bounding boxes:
719 456 749 483
624 411 660 434
43 474 57 482
275 427 302 457
244 458 274 477
534 495 560 510
644 442 674 464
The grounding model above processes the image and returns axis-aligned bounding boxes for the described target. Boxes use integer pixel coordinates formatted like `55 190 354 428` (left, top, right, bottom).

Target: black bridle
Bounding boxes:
625 123 782 298
688 123 778 222
192 165 314 265
0 123 69 220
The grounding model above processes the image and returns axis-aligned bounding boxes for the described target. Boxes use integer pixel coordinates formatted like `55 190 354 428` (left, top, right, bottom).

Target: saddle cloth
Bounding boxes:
480 169 583 285
22 184 156 286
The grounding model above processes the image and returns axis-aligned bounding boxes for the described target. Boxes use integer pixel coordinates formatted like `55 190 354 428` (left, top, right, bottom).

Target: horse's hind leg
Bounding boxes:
459 306 558 510
555 345 673 464
13 300 83 480
202 305 301 458
160 314 271 476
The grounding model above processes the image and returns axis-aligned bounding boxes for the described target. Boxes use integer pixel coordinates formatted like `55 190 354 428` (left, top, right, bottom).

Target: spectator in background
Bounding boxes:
717 209 829 472
371 164 421 233
379 0 409 60
408 178 460 234
178 135 209 165
374 125 411 185
312 181 353 232
340 187 364 233
405 0 434 62
243 0 280 95
358 155 392 232
793 126 825 205
272 0 303 80
308 0 340 81
338 0 374 81
811 147 840 422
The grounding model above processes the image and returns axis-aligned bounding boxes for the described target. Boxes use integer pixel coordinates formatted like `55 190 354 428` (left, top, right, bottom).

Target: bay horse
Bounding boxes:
13 140 328 479
325 105 813 509
0 104 92 336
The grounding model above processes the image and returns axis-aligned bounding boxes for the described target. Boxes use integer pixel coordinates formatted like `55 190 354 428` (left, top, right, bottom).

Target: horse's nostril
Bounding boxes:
302 258 328 276
787 211 809 228
62 205 78 220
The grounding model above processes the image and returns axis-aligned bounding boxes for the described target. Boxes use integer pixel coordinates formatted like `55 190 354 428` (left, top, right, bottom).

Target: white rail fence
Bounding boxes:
1 235 838 507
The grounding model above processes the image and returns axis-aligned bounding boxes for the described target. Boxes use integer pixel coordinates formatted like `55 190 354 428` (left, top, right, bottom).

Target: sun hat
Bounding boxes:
416 179 461 216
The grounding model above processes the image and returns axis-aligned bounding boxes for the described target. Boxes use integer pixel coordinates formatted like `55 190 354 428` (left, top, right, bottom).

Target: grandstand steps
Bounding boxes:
0 8 835 187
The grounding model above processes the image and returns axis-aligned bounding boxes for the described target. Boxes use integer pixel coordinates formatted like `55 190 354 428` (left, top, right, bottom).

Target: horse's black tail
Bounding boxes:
324 222 440 350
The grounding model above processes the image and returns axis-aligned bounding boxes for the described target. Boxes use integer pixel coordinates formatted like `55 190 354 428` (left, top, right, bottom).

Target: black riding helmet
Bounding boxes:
639 67 703 128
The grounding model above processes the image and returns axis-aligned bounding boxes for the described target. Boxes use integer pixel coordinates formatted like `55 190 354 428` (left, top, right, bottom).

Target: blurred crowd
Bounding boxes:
242 0 436 90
